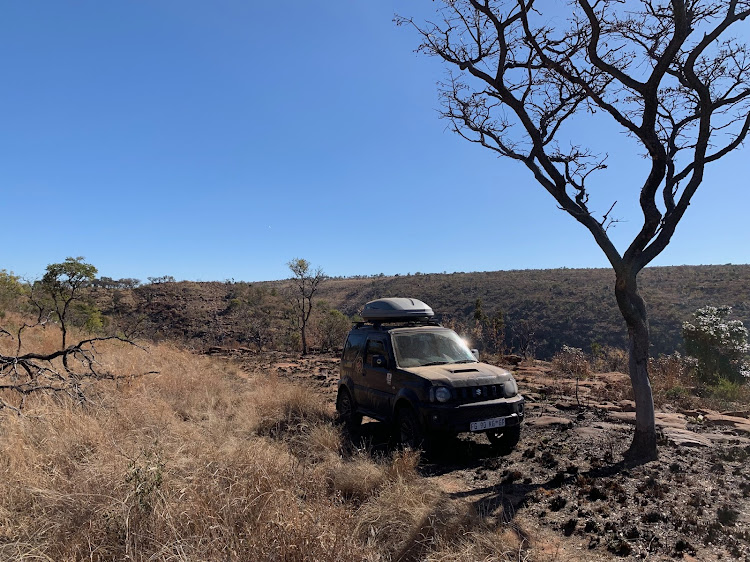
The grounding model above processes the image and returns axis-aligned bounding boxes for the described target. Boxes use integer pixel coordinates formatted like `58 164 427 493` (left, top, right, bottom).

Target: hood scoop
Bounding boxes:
449 368 481 374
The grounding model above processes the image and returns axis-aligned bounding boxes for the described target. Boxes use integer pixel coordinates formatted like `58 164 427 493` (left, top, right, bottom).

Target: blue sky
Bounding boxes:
2 1 748 282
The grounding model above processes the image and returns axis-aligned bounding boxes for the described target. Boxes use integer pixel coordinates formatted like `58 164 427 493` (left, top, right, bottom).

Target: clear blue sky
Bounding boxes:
2 1 748 282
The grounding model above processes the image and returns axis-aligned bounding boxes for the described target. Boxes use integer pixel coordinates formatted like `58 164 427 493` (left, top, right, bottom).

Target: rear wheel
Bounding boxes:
487 425 521 453
397 407 425 450
336 388 362 431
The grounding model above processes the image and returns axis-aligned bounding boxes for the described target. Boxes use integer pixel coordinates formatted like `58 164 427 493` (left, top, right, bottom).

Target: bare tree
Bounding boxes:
287 258 326 355
398 0 750 460
0 326 151 413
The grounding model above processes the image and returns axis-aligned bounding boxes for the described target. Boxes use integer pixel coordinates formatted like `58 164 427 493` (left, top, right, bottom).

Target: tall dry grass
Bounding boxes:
0 322 535 561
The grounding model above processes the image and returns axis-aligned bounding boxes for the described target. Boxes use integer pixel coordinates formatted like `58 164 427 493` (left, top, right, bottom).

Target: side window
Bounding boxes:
365 338 387 367
343 332 366 362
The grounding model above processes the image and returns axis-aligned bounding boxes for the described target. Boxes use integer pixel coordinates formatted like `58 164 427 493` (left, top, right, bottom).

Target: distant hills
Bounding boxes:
309 264 750 358
110 264 750 359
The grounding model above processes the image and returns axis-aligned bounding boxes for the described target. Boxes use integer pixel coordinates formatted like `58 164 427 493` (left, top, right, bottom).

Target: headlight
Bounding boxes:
503 379 518 398
434 386 452 403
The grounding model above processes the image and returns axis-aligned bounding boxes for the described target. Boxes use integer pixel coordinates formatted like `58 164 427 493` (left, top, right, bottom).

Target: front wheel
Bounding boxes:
336 388 362 431
487 425 521 453
397 407 425 450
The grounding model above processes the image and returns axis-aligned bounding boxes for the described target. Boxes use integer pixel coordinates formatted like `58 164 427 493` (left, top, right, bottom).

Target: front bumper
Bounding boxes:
419 394 525 433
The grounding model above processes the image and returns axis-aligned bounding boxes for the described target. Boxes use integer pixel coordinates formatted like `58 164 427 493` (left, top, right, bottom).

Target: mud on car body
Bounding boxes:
336 298 524 451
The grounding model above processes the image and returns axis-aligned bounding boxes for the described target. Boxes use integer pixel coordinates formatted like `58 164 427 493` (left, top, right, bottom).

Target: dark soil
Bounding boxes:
229 350 750 561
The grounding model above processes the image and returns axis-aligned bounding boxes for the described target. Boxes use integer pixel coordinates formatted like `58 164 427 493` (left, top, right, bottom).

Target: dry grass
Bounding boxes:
0 321 540 561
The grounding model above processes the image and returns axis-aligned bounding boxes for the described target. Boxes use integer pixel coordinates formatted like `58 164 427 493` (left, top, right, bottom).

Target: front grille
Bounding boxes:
455 384 502 403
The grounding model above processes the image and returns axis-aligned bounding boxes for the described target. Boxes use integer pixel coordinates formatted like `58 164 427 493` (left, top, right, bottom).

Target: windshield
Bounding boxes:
391 330 477 368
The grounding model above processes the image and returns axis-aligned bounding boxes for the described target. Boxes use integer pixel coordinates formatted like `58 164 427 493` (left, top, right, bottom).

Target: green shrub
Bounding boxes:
0 269 24 315
709 378 743 403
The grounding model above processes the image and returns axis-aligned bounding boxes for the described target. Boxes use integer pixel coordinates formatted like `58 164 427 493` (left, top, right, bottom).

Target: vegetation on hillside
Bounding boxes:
4 263 749 361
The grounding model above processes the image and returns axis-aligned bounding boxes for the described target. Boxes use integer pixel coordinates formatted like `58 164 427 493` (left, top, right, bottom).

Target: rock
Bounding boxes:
607 538 632 556
595 402 623 412
618 400 636 412
662 428 712 447
502 354 523 365
655 412 689 430
563 518 578 536
605 411 689 430
607 411 636 424
703 413 750 433
554 399 581 411
526 416 574 428
549 496 567 511
702 433 750 445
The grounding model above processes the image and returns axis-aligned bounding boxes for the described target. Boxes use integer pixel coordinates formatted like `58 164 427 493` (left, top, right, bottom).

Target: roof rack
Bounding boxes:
353 317 442 330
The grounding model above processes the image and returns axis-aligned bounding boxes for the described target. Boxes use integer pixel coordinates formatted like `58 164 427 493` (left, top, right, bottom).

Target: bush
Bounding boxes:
682 306 749 385
709 377 744 404
552 345 590 378
591 344 628 373
650 352 698 406
316 308 351 351
0 269 24 316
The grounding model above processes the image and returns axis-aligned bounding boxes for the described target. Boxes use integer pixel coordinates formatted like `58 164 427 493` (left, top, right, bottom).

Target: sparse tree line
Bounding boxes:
0 258 353 358
4 260 749 373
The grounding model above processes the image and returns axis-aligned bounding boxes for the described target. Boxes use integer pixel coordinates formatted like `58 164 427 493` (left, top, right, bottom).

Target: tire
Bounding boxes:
487 425 521 453
397 407 425 450
336 388 362 430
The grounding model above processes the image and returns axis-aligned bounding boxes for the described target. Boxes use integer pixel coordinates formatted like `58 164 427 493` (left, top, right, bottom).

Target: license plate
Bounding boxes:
470 417 506 432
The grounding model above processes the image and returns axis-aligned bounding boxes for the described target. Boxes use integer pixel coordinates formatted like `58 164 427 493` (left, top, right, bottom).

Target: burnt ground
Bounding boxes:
225 349 750 561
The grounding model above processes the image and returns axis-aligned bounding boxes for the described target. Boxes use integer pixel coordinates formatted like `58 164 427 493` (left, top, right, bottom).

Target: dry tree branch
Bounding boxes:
0 322 156 413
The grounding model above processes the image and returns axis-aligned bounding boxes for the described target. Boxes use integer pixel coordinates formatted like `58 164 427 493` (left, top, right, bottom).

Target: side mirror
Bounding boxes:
372 354 387 368
471 349 480 361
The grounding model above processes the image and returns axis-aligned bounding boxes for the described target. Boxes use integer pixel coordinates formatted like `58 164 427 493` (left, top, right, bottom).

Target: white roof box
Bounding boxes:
361 298 434 322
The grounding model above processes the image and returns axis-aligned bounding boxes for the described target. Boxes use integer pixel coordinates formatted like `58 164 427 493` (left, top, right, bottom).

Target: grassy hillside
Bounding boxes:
0 323 531 561
107 265 750 359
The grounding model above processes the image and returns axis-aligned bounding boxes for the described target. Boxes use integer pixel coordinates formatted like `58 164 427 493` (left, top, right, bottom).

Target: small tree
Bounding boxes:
317 307 351 351
39 257 98 348
287 258 325 355
472 298 507 354
0 270 25 316
683 306 749 384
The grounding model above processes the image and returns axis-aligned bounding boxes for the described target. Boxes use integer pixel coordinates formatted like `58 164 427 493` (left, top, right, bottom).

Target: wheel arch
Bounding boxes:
391 388 420 421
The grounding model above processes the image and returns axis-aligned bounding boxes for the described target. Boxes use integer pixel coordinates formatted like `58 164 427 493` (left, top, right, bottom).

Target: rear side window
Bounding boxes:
365 338 387 366
342 332 366 362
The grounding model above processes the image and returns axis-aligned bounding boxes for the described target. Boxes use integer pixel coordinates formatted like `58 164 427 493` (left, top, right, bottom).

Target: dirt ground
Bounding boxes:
227 349 750 561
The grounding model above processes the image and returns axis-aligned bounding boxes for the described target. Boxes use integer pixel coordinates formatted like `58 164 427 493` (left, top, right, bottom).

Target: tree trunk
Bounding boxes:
615 271 658 462
301 324 308 356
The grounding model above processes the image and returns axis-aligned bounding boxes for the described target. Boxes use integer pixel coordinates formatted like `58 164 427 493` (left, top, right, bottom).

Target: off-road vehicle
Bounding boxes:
336 298 524 451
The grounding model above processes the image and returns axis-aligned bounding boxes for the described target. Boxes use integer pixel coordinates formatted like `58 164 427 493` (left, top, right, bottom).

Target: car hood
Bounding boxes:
403 362 515 387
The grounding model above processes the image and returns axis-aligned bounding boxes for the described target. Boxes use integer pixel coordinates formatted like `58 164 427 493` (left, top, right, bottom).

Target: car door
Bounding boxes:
362 335 395 417
341 331 368 407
